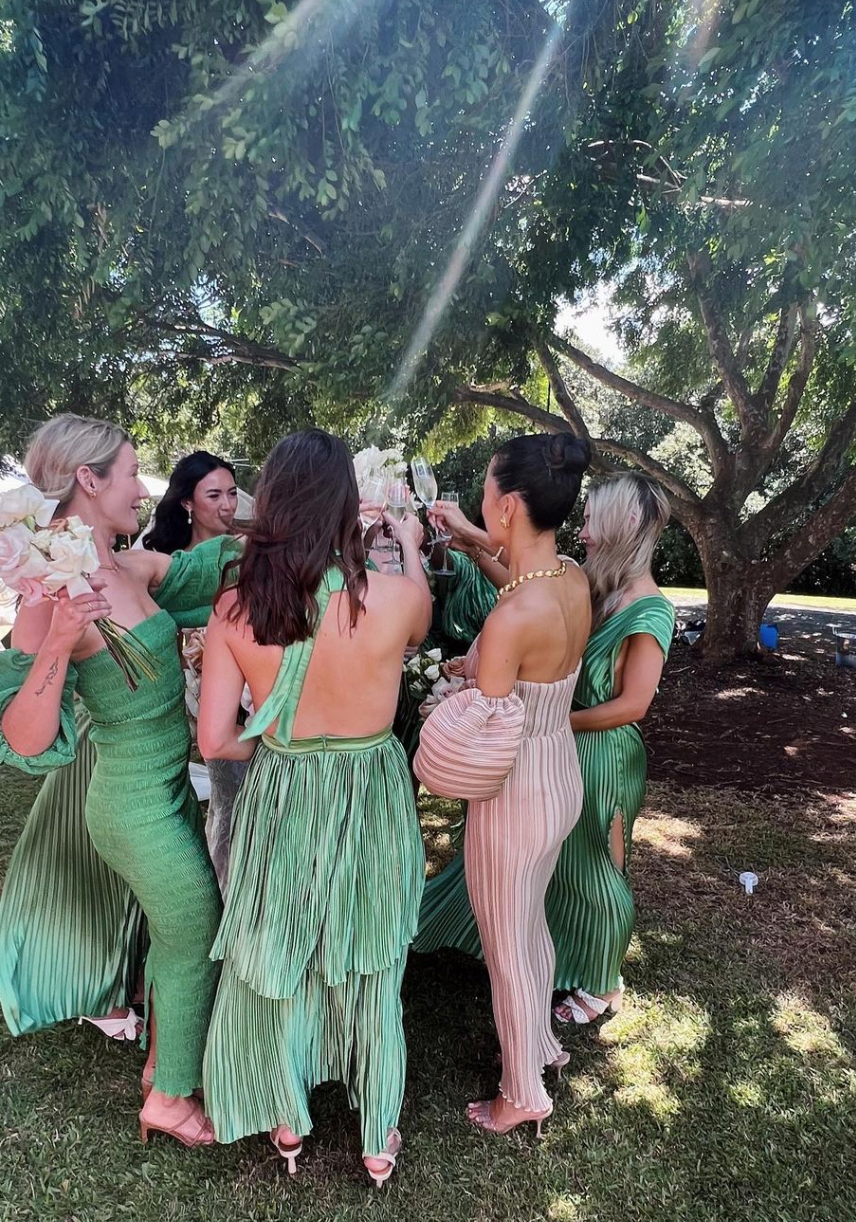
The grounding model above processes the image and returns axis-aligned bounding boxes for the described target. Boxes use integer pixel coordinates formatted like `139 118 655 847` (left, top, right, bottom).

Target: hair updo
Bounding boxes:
492 432 591 531
25 414 130 507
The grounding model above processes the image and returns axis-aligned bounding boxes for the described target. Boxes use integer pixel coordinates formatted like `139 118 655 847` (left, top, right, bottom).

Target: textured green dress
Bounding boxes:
204 569 425 1156
0 536 237 1094
0 706 147 1035
413 596 674 995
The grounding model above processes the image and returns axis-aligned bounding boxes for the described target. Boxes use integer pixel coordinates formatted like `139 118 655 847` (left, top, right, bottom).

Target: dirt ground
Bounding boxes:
646 603 855 797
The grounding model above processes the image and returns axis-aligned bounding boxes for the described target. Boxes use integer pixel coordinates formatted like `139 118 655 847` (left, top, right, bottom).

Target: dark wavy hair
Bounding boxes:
225 429 367 647
143 451 237 555
492 432 591 531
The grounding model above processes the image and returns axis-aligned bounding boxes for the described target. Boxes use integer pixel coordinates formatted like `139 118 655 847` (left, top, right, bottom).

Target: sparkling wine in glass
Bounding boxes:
434 489 458 576
359 472 388 538
385 479 409 570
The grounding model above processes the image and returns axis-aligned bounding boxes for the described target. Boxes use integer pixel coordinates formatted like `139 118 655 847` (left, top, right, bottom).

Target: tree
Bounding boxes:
449 0 856 660
2 1 855 662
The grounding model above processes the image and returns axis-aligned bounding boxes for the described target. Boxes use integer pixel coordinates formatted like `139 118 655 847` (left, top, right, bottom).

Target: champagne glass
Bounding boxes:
385 478 409 572
359 472 388 540
434 489 458 576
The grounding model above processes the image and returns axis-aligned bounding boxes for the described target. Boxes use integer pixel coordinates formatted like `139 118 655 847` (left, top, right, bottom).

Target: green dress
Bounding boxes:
413 596 675 995
0 537 237 1095
0 705 147 1035
203 569 425 1156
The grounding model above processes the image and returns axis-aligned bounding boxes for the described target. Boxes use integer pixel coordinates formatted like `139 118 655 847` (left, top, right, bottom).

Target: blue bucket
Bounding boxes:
759 623 778 650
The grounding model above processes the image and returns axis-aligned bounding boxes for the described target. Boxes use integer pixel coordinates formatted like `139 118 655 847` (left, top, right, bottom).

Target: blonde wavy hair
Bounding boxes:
583 473 670 629
25 414 130 507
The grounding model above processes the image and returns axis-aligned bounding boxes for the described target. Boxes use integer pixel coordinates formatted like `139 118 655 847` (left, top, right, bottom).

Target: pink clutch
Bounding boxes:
414 686 525 800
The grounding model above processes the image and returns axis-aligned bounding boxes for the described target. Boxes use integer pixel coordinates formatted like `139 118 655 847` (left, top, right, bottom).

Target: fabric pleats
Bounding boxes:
413 597 676 1003
0 706 147 1036
415 634 583 1114
205 732 424 1154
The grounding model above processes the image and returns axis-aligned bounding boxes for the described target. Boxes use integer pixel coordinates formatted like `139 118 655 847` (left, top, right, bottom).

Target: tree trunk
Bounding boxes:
693 531 773 664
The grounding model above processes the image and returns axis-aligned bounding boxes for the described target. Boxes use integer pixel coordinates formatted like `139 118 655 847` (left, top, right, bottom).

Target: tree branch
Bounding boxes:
755 302 800 414
687 252 761 440
761 311 817 459
451 385 618 477
145 316 301 372
596 438 703 508
765 465 856 590
744 395 856 550
547 331 730 475
531 335 593 441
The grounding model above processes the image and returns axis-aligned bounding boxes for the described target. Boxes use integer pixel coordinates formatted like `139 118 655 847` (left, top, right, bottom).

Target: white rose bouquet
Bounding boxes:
0 483 157 691
352 446 407 489
403 646 444 701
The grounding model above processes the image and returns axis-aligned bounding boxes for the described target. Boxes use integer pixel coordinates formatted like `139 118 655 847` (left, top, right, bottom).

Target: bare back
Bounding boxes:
223 570 424 740
476 562 591 696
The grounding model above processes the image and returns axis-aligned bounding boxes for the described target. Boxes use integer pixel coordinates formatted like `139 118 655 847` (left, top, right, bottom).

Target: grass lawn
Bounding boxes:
1 770 855 1222
662 587 856 613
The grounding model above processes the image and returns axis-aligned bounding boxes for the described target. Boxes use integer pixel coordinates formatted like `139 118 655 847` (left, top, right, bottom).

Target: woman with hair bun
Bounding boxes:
415 470 675 1033
414 432 591 1138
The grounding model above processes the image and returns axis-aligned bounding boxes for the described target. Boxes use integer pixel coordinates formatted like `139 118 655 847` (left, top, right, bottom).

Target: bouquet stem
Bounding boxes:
95 618 159 692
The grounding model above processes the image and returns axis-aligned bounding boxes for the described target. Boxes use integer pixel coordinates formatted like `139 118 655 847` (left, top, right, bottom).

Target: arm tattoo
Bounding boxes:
35 658 60 697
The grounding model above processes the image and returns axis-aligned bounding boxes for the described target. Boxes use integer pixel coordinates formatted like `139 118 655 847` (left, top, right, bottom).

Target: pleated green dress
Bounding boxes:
0 536 238 1094
0 705 147 1035
204 569 425 1156
413 596 674 996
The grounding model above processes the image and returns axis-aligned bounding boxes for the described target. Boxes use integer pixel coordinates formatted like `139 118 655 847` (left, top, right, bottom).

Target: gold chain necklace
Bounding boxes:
497 561 567 598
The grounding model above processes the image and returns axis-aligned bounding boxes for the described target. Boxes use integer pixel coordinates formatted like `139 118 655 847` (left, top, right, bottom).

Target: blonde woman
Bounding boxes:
0 415 238 1145
416 472 674 1026
550 473 674 1023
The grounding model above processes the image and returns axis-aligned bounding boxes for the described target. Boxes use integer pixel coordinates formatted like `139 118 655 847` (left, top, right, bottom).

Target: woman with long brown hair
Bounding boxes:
197 429 431 1185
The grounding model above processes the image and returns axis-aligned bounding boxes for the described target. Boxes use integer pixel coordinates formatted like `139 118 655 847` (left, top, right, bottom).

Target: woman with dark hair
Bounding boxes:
143 452 238 555
143 451 242 894
197 429 431 1184
414 433 591 1138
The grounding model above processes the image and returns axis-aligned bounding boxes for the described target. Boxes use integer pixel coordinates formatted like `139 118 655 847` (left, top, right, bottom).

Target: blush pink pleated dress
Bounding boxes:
415 637 583 1112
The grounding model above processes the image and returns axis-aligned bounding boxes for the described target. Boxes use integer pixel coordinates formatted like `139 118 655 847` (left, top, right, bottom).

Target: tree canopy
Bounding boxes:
1 0 855 658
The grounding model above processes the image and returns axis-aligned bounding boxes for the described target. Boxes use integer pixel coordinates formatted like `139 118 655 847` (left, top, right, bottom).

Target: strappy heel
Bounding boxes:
553 986 624 1026
271 1126 303 1175
139 1098 214 1148
78 1009 141 1042
363 1128 401 1188
467 1099 553 1138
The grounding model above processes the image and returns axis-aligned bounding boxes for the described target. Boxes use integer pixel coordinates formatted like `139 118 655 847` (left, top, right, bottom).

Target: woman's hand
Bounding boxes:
45 583 111 654
429 501 478 553
384 510 424 551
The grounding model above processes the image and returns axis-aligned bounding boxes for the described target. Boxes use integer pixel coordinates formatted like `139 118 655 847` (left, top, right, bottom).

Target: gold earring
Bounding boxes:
88 488 97 499
500 514 508 530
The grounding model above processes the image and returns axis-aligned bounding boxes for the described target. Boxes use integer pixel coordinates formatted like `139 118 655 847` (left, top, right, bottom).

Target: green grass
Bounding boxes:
662 587 856 612
1 771 855 1222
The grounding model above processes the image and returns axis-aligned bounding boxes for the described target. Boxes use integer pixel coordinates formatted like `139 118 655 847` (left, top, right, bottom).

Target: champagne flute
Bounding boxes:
434 489 458 576
385 479 409 572
359 472 388 540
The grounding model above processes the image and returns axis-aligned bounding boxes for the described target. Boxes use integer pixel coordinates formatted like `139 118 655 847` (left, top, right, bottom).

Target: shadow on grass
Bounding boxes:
2 771 855 1221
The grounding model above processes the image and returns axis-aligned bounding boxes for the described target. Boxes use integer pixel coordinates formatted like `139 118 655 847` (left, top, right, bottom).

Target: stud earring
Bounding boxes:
88 488 97 499
500 514 508 530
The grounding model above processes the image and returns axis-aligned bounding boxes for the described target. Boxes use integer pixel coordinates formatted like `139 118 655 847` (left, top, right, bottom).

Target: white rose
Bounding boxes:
42 529 99 596
405 656 423 673
0 484 58 528
424 663 441 681
426 648 443 662
0 523 36 575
